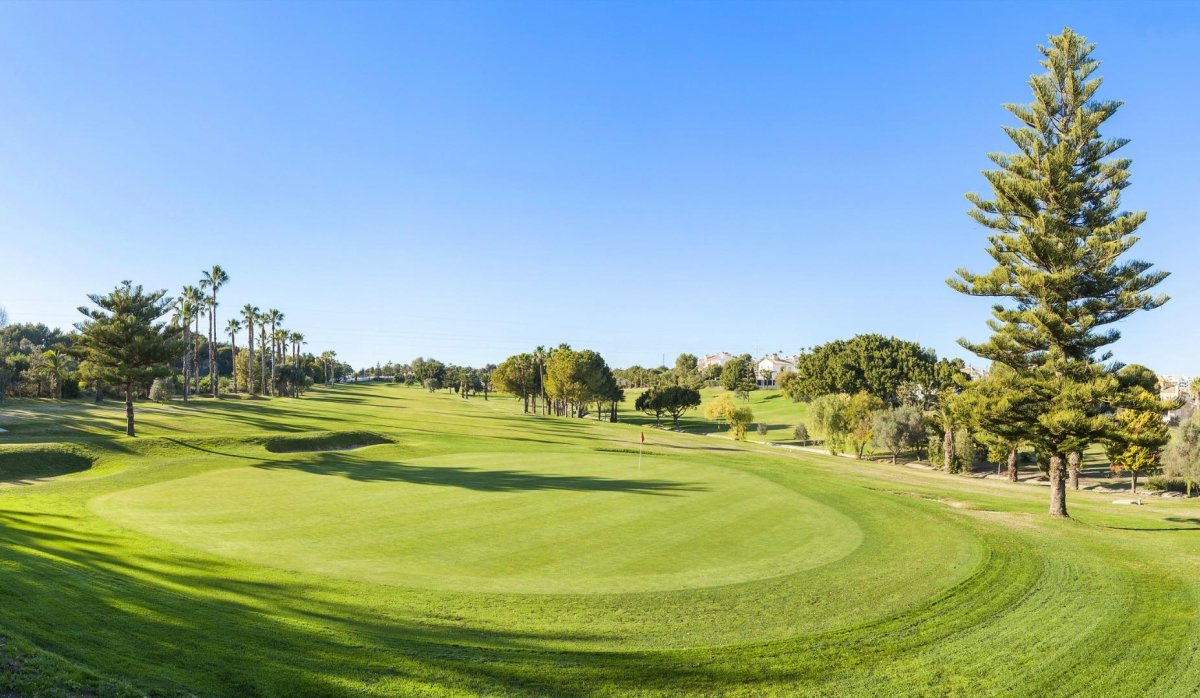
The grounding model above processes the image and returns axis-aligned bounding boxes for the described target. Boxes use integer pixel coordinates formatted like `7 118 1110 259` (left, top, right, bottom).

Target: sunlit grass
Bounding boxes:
2 384 1200 696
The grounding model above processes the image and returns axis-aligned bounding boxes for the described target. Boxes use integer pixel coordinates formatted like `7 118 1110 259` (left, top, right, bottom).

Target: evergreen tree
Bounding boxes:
949 28 1168 517
74 281 184 436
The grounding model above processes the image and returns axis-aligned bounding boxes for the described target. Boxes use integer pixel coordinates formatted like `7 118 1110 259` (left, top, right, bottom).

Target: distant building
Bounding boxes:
1158 375 1194 403
697 352 735 373
962 365 989 381
755 354 797 388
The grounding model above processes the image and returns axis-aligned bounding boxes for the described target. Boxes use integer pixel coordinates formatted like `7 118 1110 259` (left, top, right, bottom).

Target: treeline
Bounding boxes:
492 345 623 420
354 357 498 399
0 268 349 436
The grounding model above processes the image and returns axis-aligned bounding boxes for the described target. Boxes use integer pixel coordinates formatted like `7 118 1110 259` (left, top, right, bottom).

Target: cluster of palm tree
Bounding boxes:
172 265 319 399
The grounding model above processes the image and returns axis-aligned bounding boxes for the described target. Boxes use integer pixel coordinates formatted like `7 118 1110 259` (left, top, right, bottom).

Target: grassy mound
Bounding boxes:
262 430 391 453
0 444 94 482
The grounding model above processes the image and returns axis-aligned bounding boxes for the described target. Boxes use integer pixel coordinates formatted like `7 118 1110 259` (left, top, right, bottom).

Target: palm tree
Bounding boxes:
44 349 66 399
265 309 283 394
257 313 270 396
533 345 547 416
241 304 259 396
274 328 288 368
200 266 229 398
180 285 205 401
289 331 304 364
226 318 242 393
174 293 193 402
319 351 332 384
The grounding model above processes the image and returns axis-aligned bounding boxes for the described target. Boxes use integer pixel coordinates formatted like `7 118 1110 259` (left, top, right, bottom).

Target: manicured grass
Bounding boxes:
3 384 1200 695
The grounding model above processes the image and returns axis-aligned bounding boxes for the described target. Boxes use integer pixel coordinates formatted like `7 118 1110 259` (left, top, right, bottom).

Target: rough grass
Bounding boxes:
2 384 1200 696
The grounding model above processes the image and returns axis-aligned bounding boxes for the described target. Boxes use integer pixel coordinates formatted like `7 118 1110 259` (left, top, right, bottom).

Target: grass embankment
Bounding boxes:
1 384 1200 695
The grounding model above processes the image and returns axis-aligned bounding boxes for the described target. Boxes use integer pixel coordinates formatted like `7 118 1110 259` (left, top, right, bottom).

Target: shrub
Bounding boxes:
149 377 175 403
793 422 809 441
1145 476 1189 494
756 423 769 436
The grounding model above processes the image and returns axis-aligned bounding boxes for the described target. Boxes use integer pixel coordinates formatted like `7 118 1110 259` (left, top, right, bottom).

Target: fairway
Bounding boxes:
4 383 1200 696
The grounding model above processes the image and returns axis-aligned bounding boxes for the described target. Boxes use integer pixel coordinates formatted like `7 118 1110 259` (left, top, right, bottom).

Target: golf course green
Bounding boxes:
2 383 1200 696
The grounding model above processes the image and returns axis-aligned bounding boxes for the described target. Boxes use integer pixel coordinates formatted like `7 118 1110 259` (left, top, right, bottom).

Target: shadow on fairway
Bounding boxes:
0 507 746 696
1096 516 1200 532
252 453 707 495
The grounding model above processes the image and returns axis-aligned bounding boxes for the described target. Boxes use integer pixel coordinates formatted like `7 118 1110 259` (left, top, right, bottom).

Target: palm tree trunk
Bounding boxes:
247 322 255 396
230 334 238 393
182 322 190 403
210 292 218 398
194 314 201 396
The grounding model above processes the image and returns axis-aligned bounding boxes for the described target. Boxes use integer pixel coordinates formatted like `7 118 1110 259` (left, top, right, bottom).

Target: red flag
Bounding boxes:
640 432 645 444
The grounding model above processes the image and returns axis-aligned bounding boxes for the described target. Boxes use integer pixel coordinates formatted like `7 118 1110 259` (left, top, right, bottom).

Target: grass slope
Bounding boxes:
0 384 1199 696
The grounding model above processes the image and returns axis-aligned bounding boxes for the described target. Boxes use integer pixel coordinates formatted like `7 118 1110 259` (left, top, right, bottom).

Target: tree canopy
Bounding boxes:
73 281 184 436
782 334 958 406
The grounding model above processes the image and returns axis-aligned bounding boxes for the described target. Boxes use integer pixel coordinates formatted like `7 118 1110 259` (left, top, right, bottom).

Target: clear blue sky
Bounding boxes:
1 1 1196 373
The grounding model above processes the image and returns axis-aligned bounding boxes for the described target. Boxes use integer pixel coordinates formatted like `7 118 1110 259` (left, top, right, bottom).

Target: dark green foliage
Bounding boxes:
783 334 958 405
948 29 1168 516
720 355 757 397
73 281 184 436
636 386 702 427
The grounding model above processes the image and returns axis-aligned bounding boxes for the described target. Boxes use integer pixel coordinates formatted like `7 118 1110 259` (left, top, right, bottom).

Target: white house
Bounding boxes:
755 354 797 388
697 352 735 373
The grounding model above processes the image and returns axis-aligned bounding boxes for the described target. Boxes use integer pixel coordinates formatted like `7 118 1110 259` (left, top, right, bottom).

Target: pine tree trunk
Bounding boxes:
1007 447 1019 482
94 380 103 404
1131 472 1138 494
1068 451 1081 490
1049 453 1069 518
943 428 954 472
125 384 135 437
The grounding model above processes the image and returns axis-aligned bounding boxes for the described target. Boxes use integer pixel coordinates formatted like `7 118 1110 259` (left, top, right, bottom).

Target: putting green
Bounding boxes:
90 449 862 593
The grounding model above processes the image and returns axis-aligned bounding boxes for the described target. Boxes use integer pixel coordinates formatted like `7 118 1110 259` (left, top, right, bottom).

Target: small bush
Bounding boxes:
757 423 769 436
149 377 175 403
793 422 809 441
1145 476 1189 494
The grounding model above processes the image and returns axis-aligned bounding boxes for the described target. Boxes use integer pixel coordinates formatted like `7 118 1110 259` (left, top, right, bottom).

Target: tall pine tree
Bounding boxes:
74 282 184 436
949 28 1168 517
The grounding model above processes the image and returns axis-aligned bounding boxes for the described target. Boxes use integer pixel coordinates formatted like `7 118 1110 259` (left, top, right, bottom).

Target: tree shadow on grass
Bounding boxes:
252 452 707 496
0 507 775 696
1096 516 1200 532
